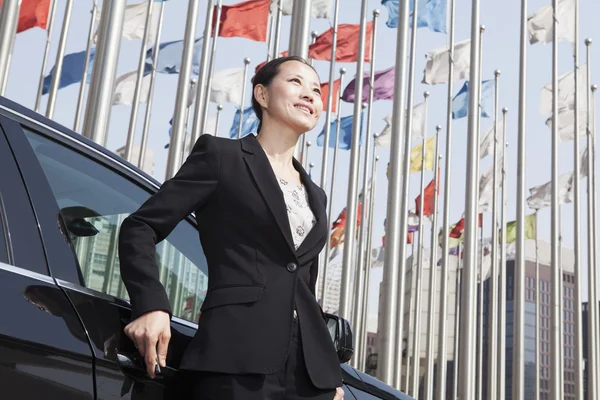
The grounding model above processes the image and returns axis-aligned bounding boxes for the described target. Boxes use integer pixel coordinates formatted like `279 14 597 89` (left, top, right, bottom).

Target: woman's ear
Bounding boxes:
254 84 268 109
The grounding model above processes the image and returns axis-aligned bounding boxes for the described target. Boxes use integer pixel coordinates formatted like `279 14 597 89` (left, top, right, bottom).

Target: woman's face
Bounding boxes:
257 60 323 133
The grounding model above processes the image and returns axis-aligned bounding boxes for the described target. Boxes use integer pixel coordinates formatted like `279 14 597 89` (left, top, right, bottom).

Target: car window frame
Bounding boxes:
0 104 202 330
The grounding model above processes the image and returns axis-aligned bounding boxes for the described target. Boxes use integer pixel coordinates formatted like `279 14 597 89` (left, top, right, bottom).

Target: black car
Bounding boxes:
0 96 412 400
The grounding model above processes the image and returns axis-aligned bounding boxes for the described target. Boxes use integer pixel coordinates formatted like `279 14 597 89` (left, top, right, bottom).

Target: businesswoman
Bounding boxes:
118 56 344 399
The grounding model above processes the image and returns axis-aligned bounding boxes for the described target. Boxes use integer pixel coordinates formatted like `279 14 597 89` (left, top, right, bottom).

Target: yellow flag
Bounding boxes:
410 136 435 173
505 213 537 244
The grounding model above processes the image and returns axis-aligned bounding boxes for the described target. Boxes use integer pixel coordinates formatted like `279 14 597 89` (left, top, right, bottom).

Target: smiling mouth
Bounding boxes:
294 105 313 115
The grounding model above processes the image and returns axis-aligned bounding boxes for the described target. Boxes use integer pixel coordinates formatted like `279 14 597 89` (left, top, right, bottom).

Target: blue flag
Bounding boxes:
451 80 494 120
316 113 364 150
42 48 95 95
230 106 259 139
381 0 447 34
145 38 203 75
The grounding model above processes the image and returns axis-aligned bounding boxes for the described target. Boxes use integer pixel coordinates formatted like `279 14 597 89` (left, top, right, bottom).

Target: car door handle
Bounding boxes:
116 352 177 379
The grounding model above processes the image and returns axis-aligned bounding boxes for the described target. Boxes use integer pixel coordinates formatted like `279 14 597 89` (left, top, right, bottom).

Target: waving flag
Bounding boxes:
451 80 494 119
316 113 364 150
209 68 244 104
422 39 471 84
270 0 332 18
504 214 537 243
214 0 270 42
112 70 152 105
229 106 259 138
527 0 575 44
0 0 51 33
321 79 341 113
539 66 588 115
415 169 440 216
410 135 435 173
308 22 374 62
381 0 447 33
145 38 203 75
94 2 162 44
341 66 395 103
42 49 95 95
376 102 426 146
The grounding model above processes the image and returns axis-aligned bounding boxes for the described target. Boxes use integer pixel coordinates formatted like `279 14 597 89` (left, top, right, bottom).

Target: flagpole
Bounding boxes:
272 0 283 57
571 2 584 398
549 0 561 396
46 0 74 119
435 0 456 393
300 30 319 162
338 0 368 323
180 78 195 165
404 242 417 391
476 219 484 400
214 104 223 136
591 83 600 393
320 67 345 303
513 0 528 394
357 150 379 371
535 212 540 400
123 0 155 162
309 162 314 178
82 0 126 147
304 141 311 168
200 0 222 138
164 0 201 179
319 0 341 190
237 57 251 139
486 69 501 400
0 0 19 96
410 126 430 397
393 0 422 387
265 11 274 62
352 9 379 370
190 0 215 145
34 0 58 113
498 108 508 400
138 1 165 168
73 1 99 132
452 244 463 400
558 205 564 394
424 141 442 400
376 0 410 383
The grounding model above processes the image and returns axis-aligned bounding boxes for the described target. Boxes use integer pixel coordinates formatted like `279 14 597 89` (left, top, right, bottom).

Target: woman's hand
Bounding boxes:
334 386 344 399
123 310 171 378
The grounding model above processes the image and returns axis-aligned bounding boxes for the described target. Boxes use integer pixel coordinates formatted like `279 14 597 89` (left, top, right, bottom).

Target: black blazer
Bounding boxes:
118 134 342 389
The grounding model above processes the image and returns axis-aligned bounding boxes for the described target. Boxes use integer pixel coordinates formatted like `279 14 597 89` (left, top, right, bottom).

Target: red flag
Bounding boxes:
321 79 341 113
213 0 270 42
308 22 374 63
415 169 441 216
332 209 347 230
407 232 413 245
0 0 51 33
449 214 484 238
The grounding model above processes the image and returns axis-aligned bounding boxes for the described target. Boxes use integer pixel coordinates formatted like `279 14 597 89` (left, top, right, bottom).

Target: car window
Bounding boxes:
0 202 8 264
22 127 208 323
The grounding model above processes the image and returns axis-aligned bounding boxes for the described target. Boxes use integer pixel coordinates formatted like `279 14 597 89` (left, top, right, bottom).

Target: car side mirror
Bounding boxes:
324 313 354 364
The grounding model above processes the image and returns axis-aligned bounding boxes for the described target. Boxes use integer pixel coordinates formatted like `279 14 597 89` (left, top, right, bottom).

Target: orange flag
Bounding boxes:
213 0 270 42
321 79 341 113
308 22 374 63
415 169 440 216
0 0 51 33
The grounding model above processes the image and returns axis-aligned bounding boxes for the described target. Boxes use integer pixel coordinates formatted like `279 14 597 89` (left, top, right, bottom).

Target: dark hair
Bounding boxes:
251 55 317 134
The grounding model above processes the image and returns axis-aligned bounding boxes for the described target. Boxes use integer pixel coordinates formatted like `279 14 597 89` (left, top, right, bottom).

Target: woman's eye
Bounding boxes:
291 78 301 84
314 88 322 94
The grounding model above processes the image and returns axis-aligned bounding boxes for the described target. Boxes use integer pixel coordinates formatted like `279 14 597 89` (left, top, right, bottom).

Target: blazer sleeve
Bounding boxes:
309 189 328 298
118 134 219 320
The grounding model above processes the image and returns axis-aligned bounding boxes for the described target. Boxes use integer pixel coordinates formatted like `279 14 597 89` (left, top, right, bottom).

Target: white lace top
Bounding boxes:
276 177 316 249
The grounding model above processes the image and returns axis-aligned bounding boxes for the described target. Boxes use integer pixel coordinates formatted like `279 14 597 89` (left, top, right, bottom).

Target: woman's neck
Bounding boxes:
256 125 299 168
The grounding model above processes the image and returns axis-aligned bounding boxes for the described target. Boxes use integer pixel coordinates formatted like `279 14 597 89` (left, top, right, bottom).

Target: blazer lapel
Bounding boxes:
241 136 297 255
294 158 327 258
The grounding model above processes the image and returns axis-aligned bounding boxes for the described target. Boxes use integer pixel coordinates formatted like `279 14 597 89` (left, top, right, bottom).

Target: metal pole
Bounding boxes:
424 141 442 400
237 57 251 139
486 69 501 400
214 104 223 137
73 1 99 132
164 0 200 179
288 0 312 59
309 162 314 178
358 149 379 371
265 12 274 62
535 222 540 400
46 0 74 120
591 83 600 395
82 0 126 147
338 0 368 322
319 0 341 190
200 0 222 139
452 246 463 400
138 0 166 168
352 9 379 370
304 141 311 168
393 0 421 387
34 0 59 112
498 109 508 400
300 30 319 164
272 0 283 57
190 0 215 145
513 0 528 395
122 0 155 162
376 0 410 384
435 0 457 394
476 220 484 400
0 0 19 95
405 242 417 392
320 68 345 304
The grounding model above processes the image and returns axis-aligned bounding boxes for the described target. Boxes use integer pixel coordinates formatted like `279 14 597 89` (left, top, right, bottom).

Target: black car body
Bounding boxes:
0 96 412 400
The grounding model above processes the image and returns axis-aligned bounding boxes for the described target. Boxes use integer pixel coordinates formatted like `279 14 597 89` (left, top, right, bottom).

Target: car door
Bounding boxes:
0 116 95 399
1 109 207 399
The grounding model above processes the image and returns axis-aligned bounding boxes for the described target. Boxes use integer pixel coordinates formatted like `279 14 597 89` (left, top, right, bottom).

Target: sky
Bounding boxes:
4 0 600 331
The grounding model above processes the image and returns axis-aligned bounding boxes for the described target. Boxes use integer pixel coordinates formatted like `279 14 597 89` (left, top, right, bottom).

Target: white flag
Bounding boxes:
479 119 504 159
112 70 151 106
544 107 587 141
540 66 588 115
376 102 426 147
527 171 574 209
527 0 575 45
479 159 504 212
270 0 332 19
95 2 161 44
209 68 244 105
422 39 471 85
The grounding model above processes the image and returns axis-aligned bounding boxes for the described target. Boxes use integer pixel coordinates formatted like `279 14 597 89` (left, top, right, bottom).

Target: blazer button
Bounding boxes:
286 262 298 272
